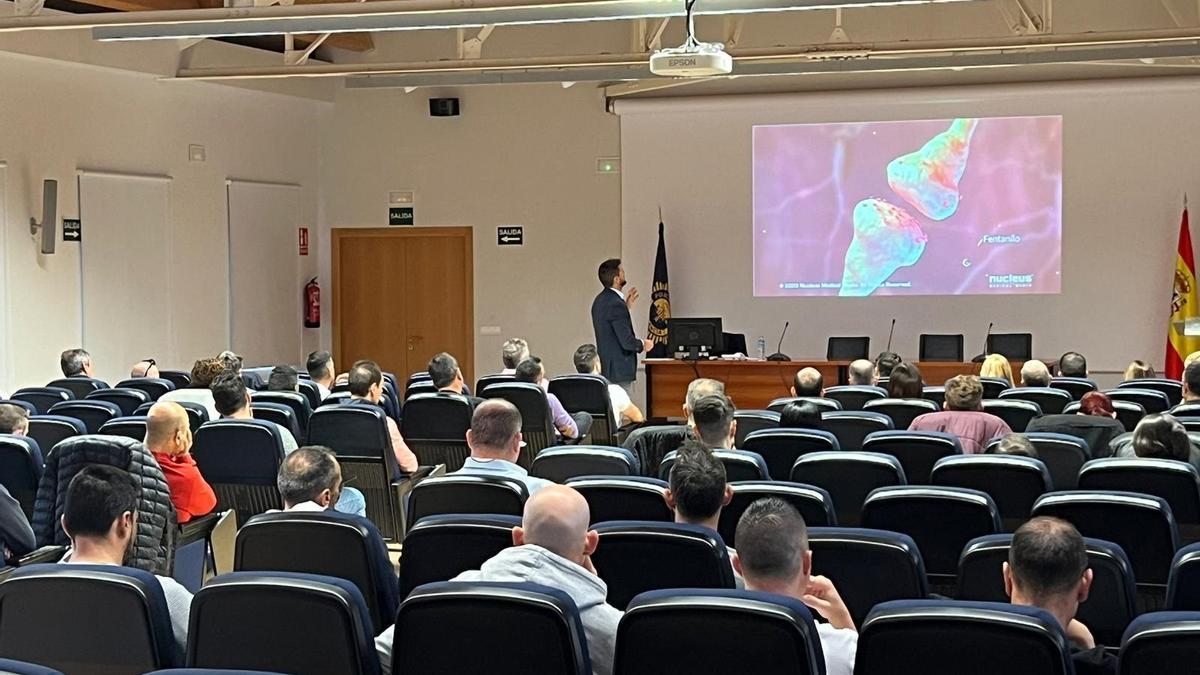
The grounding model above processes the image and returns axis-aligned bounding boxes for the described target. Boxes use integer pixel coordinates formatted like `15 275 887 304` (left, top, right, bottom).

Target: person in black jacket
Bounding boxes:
1004 517 1116 674
590 258 653 392
0 484 34 563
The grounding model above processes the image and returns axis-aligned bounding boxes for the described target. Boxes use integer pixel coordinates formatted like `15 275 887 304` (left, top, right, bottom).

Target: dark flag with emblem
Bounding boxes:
646 218 671 358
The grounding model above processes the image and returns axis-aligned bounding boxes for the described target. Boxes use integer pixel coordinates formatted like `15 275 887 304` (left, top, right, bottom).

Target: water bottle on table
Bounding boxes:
756 336 766 360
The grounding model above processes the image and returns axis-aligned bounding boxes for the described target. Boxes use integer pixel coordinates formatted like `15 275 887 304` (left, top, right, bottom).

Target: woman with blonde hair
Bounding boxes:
1123 360 1156 381
979 354 1014 386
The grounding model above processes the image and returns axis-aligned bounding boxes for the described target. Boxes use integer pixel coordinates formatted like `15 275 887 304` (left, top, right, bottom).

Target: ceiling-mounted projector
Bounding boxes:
650 41 732 77
649 0 732 77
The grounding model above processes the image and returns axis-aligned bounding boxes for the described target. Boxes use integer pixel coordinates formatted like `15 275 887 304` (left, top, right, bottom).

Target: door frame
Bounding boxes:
331 226 474 381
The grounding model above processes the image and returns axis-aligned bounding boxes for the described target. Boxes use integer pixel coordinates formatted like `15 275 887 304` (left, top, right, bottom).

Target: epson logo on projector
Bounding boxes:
669 57 698 67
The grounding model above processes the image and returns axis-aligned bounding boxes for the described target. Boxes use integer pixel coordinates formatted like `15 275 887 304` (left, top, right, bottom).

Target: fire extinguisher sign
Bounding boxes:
298 227 310 256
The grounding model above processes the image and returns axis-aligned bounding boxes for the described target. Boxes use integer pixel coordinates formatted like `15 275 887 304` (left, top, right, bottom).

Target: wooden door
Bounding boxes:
332 227 474 383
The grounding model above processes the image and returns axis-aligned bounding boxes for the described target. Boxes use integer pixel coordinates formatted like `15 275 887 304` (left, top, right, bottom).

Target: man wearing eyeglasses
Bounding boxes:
130 358 160 379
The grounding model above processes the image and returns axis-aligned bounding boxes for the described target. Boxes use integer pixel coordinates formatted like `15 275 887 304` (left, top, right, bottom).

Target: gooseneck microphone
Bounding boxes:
885 318 896 353
972 322 994 363
767 321 791 361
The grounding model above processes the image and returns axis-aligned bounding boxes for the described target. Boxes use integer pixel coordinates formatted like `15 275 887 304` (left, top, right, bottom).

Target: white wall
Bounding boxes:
618 77 1200 380
319 84 622 380
0 50 327 391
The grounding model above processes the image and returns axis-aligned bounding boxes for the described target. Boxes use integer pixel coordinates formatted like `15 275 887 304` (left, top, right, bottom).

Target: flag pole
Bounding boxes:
658 205 663 222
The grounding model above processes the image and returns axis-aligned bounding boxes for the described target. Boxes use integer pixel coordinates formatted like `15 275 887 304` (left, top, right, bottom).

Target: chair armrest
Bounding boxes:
178 511 224 547
18 545 67 566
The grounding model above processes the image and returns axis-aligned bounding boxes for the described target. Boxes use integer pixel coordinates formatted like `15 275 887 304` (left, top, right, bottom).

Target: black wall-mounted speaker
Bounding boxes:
429 98 460 117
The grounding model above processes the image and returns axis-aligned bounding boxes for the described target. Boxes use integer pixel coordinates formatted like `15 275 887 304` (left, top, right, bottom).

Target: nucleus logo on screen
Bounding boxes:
751 115 1063 298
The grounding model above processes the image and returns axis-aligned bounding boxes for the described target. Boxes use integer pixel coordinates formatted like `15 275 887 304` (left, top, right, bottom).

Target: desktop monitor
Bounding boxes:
827 336 870 361
987 333 1033 361
668 318 724 359
919 334 965 362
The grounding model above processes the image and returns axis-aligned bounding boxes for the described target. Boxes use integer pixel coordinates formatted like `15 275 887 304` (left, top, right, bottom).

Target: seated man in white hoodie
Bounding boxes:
375 485 622 675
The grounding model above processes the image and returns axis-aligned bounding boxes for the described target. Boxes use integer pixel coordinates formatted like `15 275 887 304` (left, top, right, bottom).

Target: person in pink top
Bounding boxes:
908 375 1011 454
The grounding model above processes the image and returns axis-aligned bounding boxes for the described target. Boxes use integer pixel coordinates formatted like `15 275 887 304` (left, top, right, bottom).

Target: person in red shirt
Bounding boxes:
147 401 216 523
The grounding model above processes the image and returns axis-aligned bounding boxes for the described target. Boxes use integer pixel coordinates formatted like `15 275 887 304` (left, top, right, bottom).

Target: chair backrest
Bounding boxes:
767 396 842 414
1168 543 1200 610
827 335 870 360
1118 378 1184 407
11 388 72 415
399 393 473 471
482 383 556 463
820 410 893 451
1106 387 1172 414
790 451 906 527
0 400 36 416
808 526 929 628
862 430 963 485
919 334 964 361
1172 402 1200 418
1032 490 1179 586
732 410 779 448
659 449 770 482
621 425 689 479
981 399 1042 433
187 572 379 675
0 564 180 672
0 435 43 519
249 401 302 445
191 419 285 526
308 405 402 538
988 432 1089 490
235 511 397 634
158 370 192 389
931 454 1051 525
958 534 1138 647
530 446 637 482
1080 457 1200 524
407 475 528 529
922 386 946 409
46 377 108 399
85 388 150 416
46 400 122 434
857 600 1073 675
475 374 516 396
615 589 825 675
823 385 888 411
115 378 175 402
864 398 940 430
0 658 65 675
565 476 673 523
742 428 840 481
998 387 1072 415
861 485 1001 579
395 581 589 675
1049 376 1098 401
136 401 210 432
404 382 437 401
397 514 520 600
295 380 323 410
251 391 311 432
717 481 835 547
549 374 617 445
98 416 149 443
24 415 84 458
591 521 736 610
1118 611 1200 675
979 377 1012 400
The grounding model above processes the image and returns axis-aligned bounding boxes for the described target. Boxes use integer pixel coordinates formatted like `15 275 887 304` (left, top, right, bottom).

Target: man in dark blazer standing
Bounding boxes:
591 258 655 392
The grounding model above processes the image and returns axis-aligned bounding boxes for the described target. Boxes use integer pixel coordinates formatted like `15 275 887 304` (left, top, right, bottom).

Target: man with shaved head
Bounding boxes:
847 359 875 386
375 485 623 675
145 401 216 524
791 367 824 397
453 398 552 495
130 359 159 379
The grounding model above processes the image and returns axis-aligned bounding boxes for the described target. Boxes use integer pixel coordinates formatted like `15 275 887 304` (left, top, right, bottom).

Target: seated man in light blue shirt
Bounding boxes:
454 399 553 495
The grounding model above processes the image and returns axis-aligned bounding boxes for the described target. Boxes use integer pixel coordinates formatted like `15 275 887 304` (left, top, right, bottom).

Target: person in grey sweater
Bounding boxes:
376 485 622 675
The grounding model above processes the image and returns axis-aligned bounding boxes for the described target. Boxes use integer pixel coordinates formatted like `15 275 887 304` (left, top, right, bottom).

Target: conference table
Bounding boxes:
642 358 1026 418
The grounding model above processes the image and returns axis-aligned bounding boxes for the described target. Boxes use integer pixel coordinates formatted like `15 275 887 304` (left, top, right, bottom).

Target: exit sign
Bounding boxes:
389 207 414 226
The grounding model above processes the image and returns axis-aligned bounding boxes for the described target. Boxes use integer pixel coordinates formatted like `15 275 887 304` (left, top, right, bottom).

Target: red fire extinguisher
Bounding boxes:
304 277 321 328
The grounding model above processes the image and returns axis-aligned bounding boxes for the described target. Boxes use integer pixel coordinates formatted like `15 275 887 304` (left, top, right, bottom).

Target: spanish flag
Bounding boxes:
1166 204 1199 379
